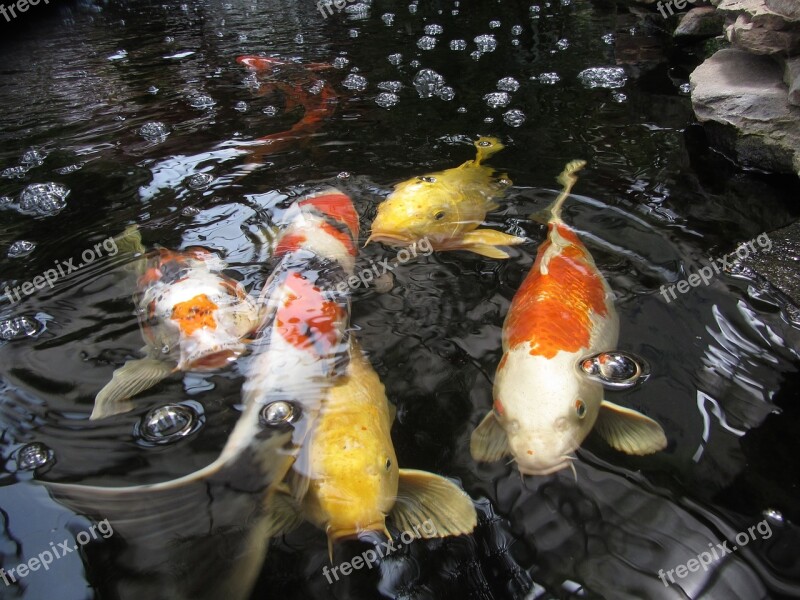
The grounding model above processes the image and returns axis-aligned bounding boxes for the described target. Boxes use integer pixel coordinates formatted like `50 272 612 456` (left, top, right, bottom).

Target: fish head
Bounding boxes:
494 348 601 475
169 292 251 371
317 447 398 544
369 174 474 247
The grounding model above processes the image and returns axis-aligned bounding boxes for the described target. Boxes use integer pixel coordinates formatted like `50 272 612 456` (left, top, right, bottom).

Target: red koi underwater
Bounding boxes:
236 56 337 159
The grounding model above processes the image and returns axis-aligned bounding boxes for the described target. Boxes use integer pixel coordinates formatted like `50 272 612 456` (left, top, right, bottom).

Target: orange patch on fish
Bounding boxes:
275 233 308 256
276 271 343 353
299 193 359 239
171 294 219 336
505 224 608 359
493 397 505 416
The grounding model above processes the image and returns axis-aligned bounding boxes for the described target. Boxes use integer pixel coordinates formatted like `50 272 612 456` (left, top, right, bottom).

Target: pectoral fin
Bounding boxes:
391 469 477 538
262 490 304 539
594 400 667 455
446 230 526 259
91 358 176 420
470 411 510 462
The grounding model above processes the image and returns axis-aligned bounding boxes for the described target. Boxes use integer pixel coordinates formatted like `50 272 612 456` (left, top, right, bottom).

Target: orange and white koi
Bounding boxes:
91 228 261 420
471 161 667 475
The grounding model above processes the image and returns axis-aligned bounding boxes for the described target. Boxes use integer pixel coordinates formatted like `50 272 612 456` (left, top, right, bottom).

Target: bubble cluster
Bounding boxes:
8 240 36 258
474 34 498 53
483 92 511 108
417 36 437 50
497 77 520 92
413 69 449 99
377 81 402 93
577 67 627 89
375 92 400 108
503 109 526 127
18 183 70 216
343 73 368 91
139 121 170 141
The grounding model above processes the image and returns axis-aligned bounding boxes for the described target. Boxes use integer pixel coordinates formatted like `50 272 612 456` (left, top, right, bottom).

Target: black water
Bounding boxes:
1 0 799 599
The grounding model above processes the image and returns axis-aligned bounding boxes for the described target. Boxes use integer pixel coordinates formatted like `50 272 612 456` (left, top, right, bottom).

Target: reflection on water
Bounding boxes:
1 0 799 598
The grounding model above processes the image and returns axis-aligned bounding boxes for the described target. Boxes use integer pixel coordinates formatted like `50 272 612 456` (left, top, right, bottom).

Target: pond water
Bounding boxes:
0 0 799 599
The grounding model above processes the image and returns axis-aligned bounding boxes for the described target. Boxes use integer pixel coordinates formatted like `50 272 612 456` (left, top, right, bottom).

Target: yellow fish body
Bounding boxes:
268 340 477 558
368 137 526 259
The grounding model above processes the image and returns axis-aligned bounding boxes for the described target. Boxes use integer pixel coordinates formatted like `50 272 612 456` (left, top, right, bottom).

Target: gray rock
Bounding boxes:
740 219 800 308
690 48 800 175
784 56 800 105
726 12 800 54
765 0 800 21
675 7 726 36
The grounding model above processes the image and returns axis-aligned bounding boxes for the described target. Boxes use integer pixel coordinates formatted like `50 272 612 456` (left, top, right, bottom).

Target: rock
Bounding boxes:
675 7 726 36
726 12 800 54
690 48 800 175
785 56 800 105
716 0 792 29
765 0 800 21
740 219 800 308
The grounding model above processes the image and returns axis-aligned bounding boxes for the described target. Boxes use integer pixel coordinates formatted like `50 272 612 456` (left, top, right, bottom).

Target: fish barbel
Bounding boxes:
368 136 526 259
91 229 262 420
471 160 667 476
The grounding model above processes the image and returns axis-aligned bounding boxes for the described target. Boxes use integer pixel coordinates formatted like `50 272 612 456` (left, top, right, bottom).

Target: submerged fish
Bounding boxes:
91 228 262 420
267 340 477 559
368 137 526 259
471 160 667 476
42 189 362 600
236 55 337 159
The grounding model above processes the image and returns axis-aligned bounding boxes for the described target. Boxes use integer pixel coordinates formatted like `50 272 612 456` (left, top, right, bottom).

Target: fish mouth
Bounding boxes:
517 456 576 477
364 231 415 247
178 340 245 371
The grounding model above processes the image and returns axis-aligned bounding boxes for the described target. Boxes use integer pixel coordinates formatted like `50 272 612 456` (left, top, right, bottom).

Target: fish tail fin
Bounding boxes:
549 159 587 222
473 136 504 165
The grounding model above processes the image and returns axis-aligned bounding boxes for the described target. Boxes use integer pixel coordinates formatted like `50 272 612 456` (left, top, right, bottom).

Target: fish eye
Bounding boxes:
575 400 586 419
418 176 436 183
433 210 446 221
385 458 392 470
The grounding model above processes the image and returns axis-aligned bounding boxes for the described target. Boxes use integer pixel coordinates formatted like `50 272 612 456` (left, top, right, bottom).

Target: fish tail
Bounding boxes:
550 159 587 222
473 136 504 165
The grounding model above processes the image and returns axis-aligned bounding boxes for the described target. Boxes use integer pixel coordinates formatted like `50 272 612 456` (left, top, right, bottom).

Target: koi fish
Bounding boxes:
222 187 361 488
471 160 667 476
265 339 477 560
236 55 337 159
42 190 362 600
91 228 261 420
368 137 526 259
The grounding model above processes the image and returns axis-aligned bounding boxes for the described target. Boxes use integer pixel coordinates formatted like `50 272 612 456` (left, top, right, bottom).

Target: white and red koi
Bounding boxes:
223 188 360 467
471 161 667 475
91 230 261 420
